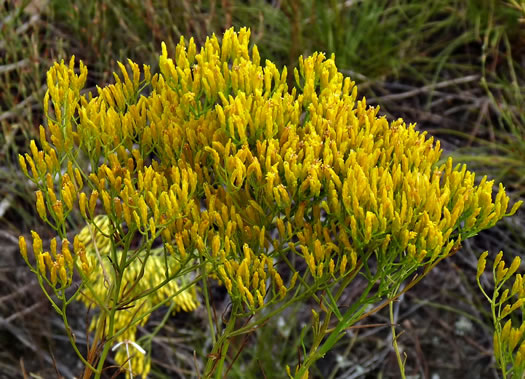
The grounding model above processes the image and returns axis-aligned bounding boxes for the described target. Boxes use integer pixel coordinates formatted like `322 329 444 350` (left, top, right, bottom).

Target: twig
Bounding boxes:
19 357 28 379
0 316 76 378
0 228 18 244
0 280 38 306
0 59 30 74
0 91 41 122
4 300 47 323
338 68 369 82
368 75 480 103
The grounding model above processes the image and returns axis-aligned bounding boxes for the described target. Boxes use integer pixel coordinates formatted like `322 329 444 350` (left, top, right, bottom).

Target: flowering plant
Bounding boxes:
478 252 525 379
18 27 521 378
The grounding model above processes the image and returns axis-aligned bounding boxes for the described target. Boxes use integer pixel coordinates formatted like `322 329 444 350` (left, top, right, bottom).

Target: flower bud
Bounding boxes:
477 251 488 280
36 190 46 220
19 236 28 262
89 190 98 218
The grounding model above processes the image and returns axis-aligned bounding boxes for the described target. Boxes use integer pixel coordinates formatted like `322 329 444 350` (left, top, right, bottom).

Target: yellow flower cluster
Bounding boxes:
19 233 73 288
216 241 296 309
478 252 525 376
19 27 521 376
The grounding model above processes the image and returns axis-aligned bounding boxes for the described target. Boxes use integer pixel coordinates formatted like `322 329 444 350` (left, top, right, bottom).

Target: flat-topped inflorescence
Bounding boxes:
18 27 521 378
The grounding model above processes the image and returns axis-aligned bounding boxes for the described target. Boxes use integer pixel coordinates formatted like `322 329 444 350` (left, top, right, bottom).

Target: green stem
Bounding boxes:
36 274 62 316
390 297 406 379
111 275 202 341
94 262 123 379
228 281 323 338
492 284 507 378
295 254 448 379
278 248 321 304
93 314 114 379
203 303 238 378
61 296 99 373
73 261 109 313
334 261 364 302
200 251 217 345
476 276 493 304
295 273 379 378
118 262 197 307
139 301 176 348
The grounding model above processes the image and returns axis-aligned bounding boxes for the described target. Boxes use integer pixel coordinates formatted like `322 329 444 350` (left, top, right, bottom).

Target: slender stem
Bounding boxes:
139 301 176 347
309 308 332 356
93 310 114 379
200 251 216 345
492 279 507 379
390 298 406 379
111 275 202 341
228 281 322 338
61 296 99 373
36 275 62 316
93 259 123 379
355 255 449 325
295 254 448 379
334 261 364 302
476 276 493 303
203 303 238 378
213 313 236 379
295 273 379 378
73 261 109 313
87 223 110 286
118 262 197 307
278 248 321 304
